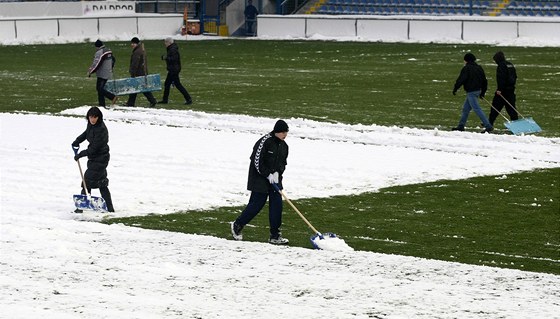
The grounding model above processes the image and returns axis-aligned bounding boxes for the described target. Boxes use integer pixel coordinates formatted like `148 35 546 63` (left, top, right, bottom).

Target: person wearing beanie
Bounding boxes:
88 39 118 108
158 37 193 105
452 52 493 133
488 51 518 126
125 37 157 107
231 120 290 245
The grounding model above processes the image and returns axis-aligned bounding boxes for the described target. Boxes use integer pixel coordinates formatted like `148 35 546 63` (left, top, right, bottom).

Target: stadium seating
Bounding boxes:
310 0 560 16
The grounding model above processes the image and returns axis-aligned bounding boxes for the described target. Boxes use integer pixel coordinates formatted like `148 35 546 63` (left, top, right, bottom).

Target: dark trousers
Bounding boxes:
96 78 116 107
489 90 518 125
127 92 156 106
162 72 192 103
235 190 283 238
246 19 256 35
80 178 114 212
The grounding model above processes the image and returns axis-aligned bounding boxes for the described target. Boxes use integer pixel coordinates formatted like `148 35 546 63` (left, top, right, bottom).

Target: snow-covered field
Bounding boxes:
1 106 559 318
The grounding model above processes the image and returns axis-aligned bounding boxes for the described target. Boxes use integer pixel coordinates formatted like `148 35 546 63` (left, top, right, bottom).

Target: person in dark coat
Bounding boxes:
72 106 114 213
231 120 290 245
126 37 157 107
159 37 193 105
452 52 493 133
88 40 118 108
244 0 259 36
488 51 518 126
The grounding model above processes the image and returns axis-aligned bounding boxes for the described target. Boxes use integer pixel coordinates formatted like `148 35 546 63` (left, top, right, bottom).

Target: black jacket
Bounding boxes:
247 132 289 193
163 43 181 74
73 117 110 181
496 61 515 92
453 62 488 96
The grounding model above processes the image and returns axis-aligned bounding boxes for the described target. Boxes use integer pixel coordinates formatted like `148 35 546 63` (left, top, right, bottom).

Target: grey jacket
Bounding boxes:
88 46 114 80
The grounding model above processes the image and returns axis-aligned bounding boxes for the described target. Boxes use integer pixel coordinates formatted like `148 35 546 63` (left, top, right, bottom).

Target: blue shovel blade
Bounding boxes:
505 117 542 135
310 232 337 249
73 194 108 212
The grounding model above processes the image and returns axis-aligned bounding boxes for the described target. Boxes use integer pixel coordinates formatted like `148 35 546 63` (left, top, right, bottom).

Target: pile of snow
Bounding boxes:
1 108 559 318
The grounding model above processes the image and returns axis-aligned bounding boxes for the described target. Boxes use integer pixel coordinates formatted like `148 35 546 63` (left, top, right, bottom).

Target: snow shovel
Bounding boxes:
498 93 542 135
272 183 353 251
482 95 542 135
72 147 108 212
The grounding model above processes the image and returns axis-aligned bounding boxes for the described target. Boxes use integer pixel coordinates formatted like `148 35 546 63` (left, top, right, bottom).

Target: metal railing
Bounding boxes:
136 0 201 17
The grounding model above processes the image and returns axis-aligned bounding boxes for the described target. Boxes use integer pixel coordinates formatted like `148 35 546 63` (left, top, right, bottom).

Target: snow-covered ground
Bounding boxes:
1 107 559 318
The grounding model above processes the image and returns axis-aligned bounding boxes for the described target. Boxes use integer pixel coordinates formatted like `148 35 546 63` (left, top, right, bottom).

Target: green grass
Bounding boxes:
2 40 558 274
105 169 560 274
2 40 559 135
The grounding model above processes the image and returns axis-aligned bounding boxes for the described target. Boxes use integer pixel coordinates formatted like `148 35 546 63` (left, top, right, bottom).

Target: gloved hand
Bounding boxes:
479 93 485 99
267 172 279 184
74 150 87 161
452 89 457 96
72 145 79 156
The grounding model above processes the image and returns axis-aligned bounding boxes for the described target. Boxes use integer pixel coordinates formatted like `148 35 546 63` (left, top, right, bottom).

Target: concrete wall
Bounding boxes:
0 15 183 43
1 2 559 46
258 15 560 45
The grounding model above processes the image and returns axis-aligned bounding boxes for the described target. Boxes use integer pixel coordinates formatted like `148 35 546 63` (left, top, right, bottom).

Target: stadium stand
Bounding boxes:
307 0 560 16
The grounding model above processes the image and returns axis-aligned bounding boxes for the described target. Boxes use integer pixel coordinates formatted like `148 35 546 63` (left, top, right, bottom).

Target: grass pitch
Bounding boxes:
2 40 558 274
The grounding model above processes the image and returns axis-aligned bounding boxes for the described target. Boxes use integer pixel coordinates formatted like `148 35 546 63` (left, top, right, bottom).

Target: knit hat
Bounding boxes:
273 120 289 133
131 37 140 44
94 39 104 48
464 53 476 63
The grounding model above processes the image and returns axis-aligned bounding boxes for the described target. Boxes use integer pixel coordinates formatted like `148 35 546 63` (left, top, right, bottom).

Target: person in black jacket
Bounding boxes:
244 0 259 36
452 53 493 133
126 37 157 107
488 51 518 126
231 120 290 245
72 106 115 213
158 37 193 105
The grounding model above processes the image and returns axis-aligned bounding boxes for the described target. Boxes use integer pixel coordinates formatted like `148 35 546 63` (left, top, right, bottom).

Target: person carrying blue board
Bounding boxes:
88 40 118 108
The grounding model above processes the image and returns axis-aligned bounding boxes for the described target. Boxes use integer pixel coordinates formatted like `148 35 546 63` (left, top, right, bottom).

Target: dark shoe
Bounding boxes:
185 100 193 105
269 235 289 245
149 101 157 107
158 100 168 104
451 126 465 131
73 208 83 214
231 222 243 241
481 127 494 134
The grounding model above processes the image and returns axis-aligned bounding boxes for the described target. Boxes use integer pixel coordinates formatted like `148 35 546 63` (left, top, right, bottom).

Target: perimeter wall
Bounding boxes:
1 0 559 45
257 15 560 44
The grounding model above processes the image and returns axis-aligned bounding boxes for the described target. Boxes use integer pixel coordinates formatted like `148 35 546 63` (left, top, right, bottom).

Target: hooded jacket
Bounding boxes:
246 132 289 193
494 53 516 92
163 43 182 74
73 111 110 181
453 61 488 96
